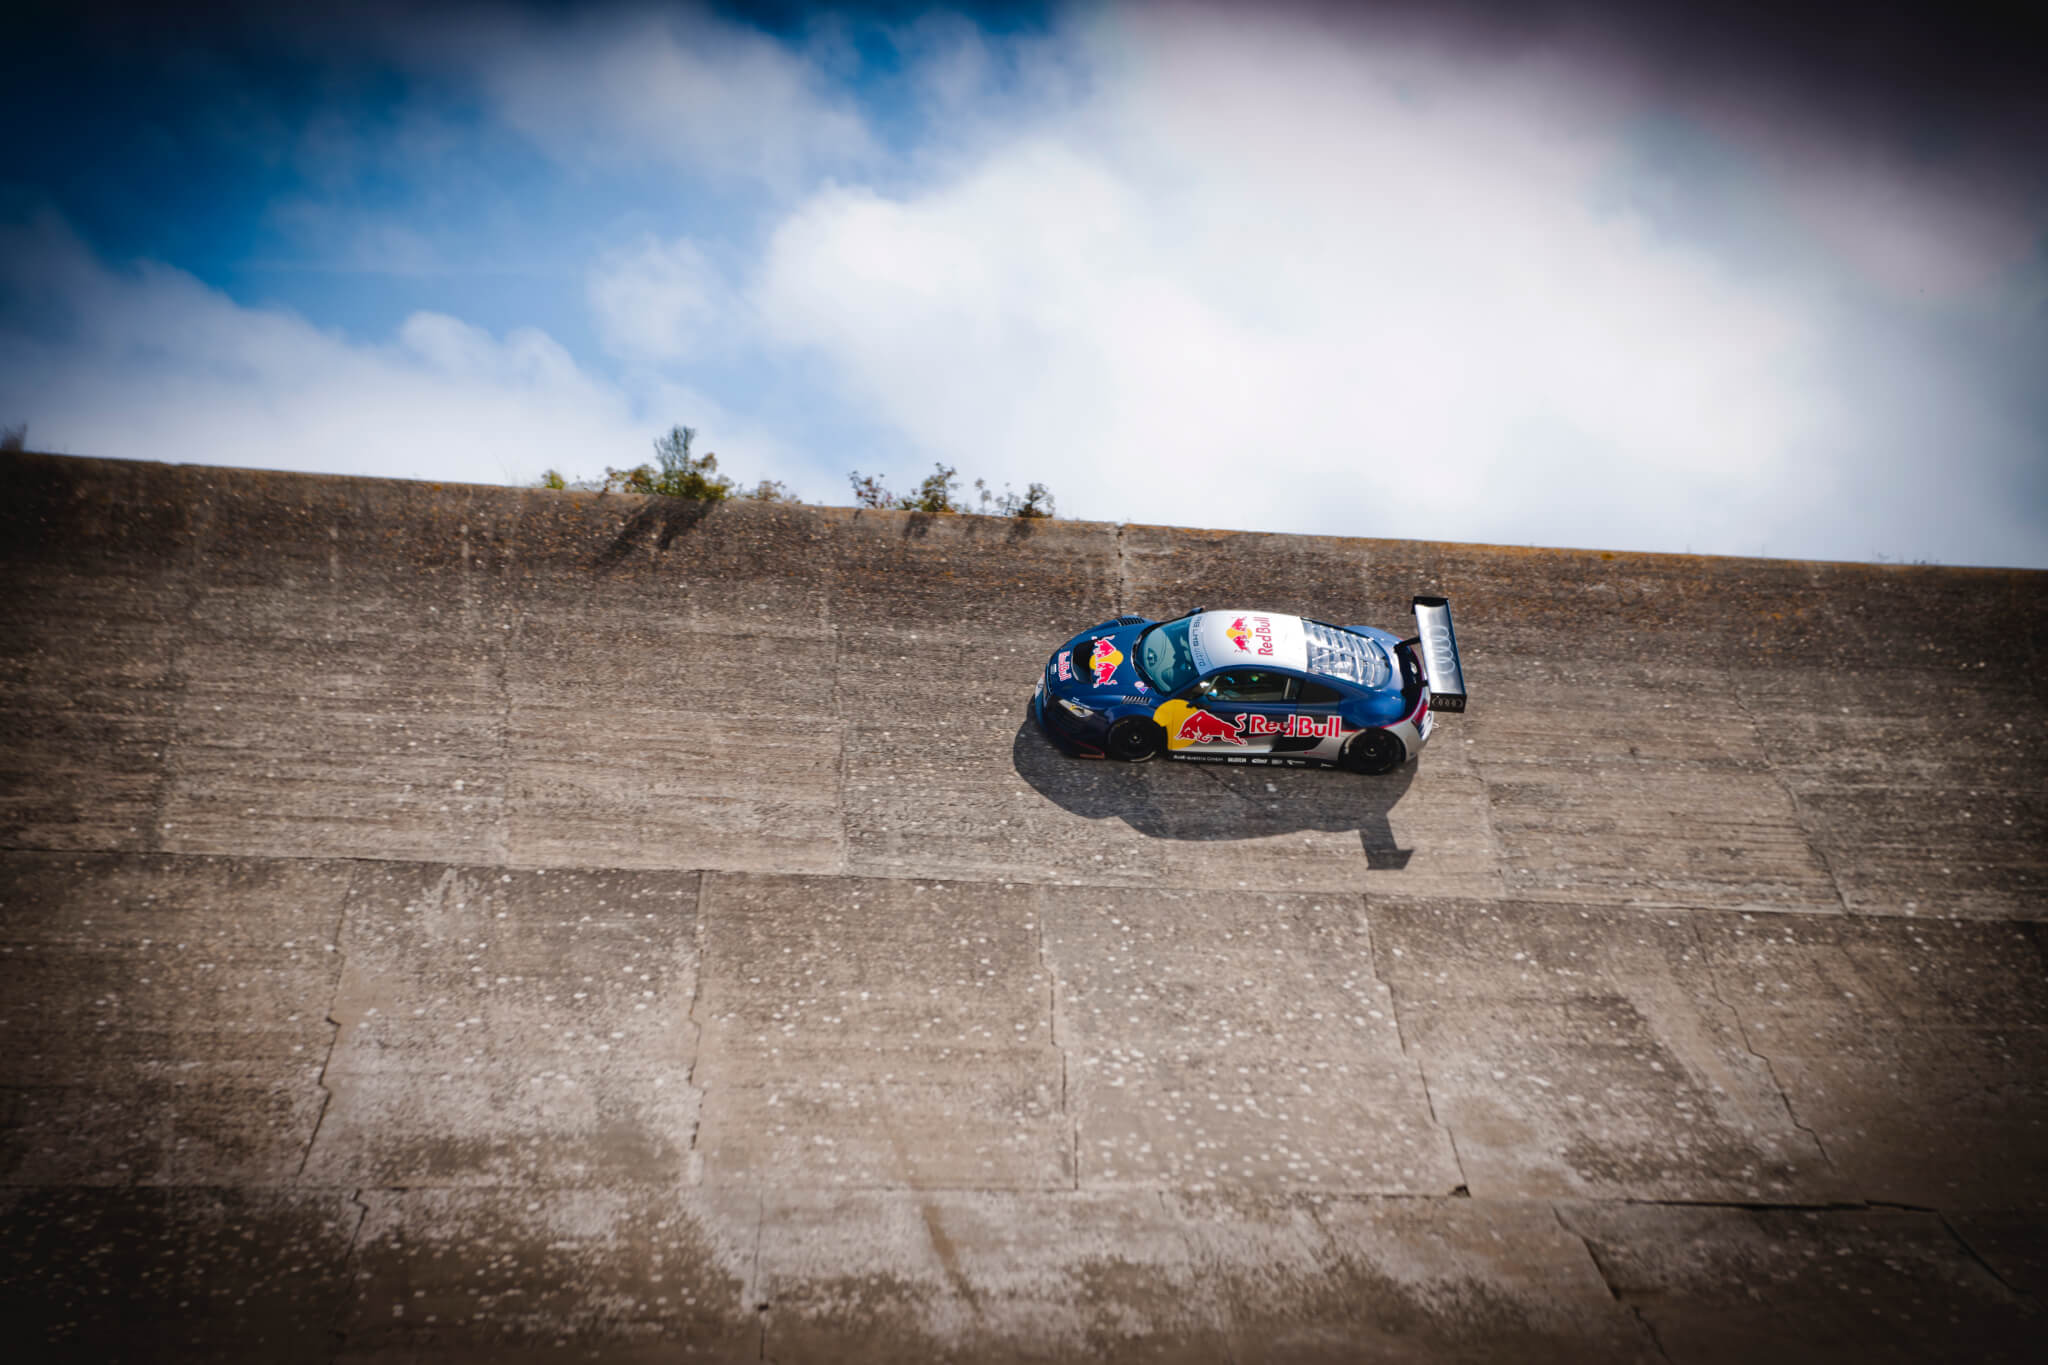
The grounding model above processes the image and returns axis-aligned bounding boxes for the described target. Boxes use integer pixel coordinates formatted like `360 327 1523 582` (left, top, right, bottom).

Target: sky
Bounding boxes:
2 0 2043 566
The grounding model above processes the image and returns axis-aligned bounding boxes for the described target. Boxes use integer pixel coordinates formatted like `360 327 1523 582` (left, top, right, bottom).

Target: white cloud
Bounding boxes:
0 214 807 491
587 234 738 365
750 9 1843 554
7 4 2040 566
395 4 874 189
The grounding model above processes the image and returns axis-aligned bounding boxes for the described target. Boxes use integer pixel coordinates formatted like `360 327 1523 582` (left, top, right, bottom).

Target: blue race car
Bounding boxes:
1033 599 1466 773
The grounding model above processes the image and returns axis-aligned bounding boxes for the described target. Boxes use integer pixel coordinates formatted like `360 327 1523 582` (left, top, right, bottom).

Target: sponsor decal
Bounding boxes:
1226 614 1277 657
1171 753 1314 766
1056 650 1074 682
1154 699 1229 750
1233 713 1342 740
1090 638 1124 686
1177 709 1246 745
1152 701 1340 750
1133 678 1151 693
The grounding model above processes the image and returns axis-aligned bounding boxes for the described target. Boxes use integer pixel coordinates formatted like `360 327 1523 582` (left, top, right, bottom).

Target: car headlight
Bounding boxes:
1057 697 1097 719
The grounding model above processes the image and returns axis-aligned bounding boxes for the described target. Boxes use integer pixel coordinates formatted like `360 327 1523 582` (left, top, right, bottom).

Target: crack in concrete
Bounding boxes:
751 1187 769 1362
1553 1206 1674 1365
1036 886 1078 1190
324 1186 372 1364
1364 895 1469 1192
1687 912 1838 1174
298 859 363 1179
1940 1212 2024 1298
1726 679 1852 915
685 870 711 1185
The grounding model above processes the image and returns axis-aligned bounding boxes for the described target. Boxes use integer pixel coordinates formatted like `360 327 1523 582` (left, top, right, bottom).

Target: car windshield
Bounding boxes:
1134 619 1198 694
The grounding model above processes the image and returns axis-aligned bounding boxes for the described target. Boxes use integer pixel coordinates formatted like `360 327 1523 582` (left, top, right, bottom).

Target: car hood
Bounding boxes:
1048 622 1154 704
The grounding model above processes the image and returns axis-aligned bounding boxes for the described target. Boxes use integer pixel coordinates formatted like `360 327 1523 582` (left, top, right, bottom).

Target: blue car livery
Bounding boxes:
1034 600 1466 774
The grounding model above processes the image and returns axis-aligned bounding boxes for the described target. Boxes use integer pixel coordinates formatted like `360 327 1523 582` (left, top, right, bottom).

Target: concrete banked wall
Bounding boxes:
1 451 2043 1361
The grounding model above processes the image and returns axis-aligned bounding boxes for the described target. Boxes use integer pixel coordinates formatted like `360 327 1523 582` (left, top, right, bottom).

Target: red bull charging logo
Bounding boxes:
1226 614 1276 656
1090 639 1124 686
1175 709 1246 745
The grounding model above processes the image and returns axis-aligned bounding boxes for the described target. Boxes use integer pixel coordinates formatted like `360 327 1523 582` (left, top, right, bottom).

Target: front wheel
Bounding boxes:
1340 728 1406 775
1106 716 1166 762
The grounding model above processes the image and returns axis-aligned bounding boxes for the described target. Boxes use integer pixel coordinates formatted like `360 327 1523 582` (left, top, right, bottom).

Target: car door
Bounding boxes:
1275 676 1350 764
1191 667 1296 757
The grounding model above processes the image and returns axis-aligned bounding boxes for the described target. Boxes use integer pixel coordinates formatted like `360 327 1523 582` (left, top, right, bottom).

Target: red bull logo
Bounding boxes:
1090 639 1124 686
1056 650 1074 682
1175 709 1246 745
1225 614 1276 656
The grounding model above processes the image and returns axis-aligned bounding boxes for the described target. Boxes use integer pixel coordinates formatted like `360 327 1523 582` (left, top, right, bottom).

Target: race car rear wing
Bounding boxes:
1412 596 1466 712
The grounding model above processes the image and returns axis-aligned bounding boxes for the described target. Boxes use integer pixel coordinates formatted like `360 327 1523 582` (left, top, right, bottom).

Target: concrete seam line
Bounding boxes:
297 858 361 1180
751 1185 768 1355
1034 883 1076 1191
326 1186 373 1360
685 869 710 1185
1938 1211 2025 1298
1685 911 1838 1174
1364 895 1468 1193
1551 1205 1675 1365
1726 677 1852 915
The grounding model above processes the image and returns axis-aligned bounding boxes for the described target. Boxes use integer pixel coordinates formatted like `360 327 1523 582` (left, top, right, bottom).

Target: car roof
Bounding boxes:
1187 610 1392 691
1187 611 1309 673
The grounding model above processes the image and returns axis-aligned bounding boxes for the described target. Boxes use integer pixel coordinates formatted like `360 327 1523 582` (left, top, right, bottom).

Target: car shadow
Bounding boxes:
1011 711 1419 869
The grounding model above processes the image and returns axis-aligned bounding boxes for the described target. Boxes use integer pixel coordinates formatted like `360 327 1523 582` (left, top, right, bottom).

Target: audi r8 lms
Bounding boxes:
1033 600 1466 774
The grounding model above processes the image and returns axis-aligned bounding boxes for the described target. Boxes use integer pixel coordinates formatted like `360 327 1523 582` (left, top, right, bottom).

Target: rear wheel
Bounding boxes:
1340 728 1406 775
1106 716 1166 762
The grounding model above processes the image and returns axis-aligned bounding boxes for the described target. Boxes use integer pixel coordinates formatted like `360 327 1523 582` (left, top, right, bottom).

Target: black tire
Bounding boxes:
1340 728 1406 775
1106 716 1166 762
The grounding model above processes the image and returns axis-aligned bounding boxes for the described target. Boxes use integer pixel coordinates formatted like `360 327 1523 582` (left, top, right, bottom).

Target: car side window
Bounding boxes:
1297 678 1345 705
1208 669 1294 703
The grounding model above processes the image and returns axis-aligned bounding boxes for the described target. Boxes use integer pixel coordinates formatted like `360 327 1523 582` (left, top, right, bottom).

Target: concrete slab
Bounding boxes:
0 853 353 1182
509 488 834 634
830 511 1120 637
0 1185 362 1360
756 1188 1221 1363
1696 914 2048 1208
1462 661 1769 769
508 707 845 872
157 470 514 863
1947 1210 2048 1297
1043 888 1459 1193
338 1186 759 1363
1732 668 2047 917
0 455 192 851
693 875 1069 1189
5 456 2048 1360
1173 1193 1652 1363
306 863 700 1187
1478 763 1842 911
504 510 845 872
1789 786 2046 918
1561 1203 2041 1364
1371 899 1846 1202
